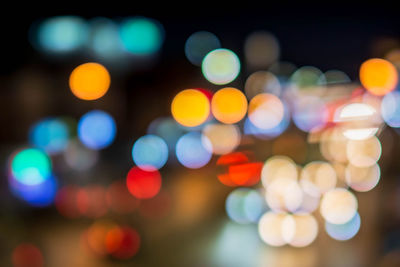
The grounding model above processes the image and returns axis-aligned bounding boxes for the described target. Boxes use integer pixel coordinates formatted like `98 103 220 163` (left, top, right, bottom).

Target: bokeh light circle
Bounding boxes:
320 188 358 224
225 188 264 224
325 212 361 241
258 211 287 247
248 93 284 129
126 167 162 199
300 161 337 197
202 48 240 85
69 62 110 100
34 16 88 53
176 132 212 169
78 110 116 150
11 148 51 186
359 58 398 96
171 89 210 127
244 71 281 99
381 91 400 127
29 118 69 155
185 31 221 66
345 163 380 192
346 136 381 167
282 214 318 247
211 87 248 124
120 17 164 55
132 135 168 170
202 123 241 155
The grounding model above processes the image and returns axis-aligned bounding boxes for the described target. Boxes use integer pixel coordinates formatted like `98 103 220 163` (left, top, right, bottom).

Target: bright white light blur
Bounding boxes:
345 163 380 192
265 177 303 213
300 161 337 197
346 137 382 167
320 188 358 225
258 211 287 247
248 93 284 130
202 48 240 85
282 214 318 247
261 156 298 187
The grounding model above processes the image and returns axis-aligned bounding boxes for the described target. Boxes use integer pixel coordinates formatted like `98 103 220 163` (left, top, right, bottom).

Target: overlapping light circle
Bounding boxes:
132 135 168 170
202 49 240 85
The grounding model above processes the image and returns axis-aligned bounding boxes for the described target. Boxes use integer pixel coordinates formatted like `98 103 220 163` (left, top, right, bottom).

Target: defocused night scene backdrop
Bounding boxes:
1 5 400 267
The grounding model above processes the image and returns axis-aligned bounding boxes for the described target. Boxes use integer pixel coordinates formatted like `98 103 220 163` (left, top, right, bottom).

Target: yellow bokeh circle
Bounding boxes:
211 87 247 124
359 58 398 96
69 62 111 100
171 89 210 127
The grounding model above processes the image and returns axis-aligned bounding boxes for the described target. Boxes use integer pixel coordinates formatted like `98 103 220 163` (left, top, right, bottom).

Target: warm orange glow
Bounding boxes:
359 58 398 96
69 62 111 100
171 89 210 127
211 87 248 124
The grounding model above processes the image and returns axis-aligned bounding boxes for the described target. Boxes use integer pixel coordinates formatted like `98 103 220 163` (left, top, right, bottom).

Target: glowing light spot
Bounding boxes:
105 226 141 259
335 102 380 140
226 188 265 224
176 132 212 169
185 31 221 66
282 214 318 247
300 161 337 197
293 96 328 132
11 148 51 186
147 117 185 151
89 18 124 61
78 110 116 150
33 16 88 53
132 135 168 170
359 58 398 96
171 89 210 127
217 152 262 187
265 177 303 212
244 31 280 69
126 167 161 199
319 127 349 163
120 17 164 55
324 70 351 84
261 156 297 187
202 49 240 85
381 91 400 127
325 212 361 241
202 123 241 155
320 188 358 224
258 211 287 247
64 139 99 171
69 62 110 100
12 243 43 267
248 93 284 129
211 87 247 124
84 220 117 256
290 66 325 88
346 137 381 167
244 103 290 139
245 71 281 99
345 163 380 192
9 174 57 207
29 118 69 154
336 103 376 121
